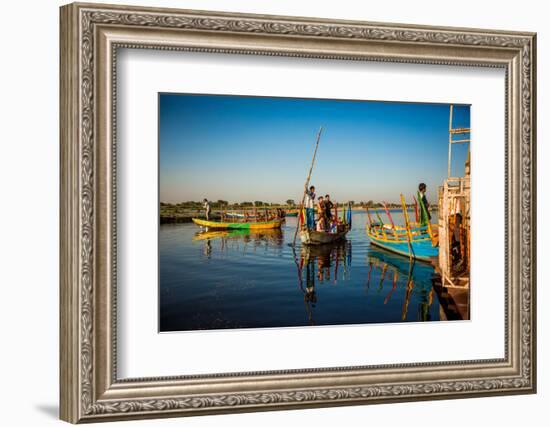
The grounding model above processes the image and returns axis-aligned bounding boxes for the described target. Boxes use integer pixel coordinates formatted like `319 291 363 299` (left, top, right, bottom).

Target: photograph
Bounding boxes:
55 2 536 422
158 94 471 332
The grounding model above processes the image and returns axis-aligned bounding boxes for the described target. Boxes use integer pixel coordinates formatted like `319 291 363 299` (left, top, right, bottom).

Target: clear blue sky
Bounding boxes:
159 94 470 205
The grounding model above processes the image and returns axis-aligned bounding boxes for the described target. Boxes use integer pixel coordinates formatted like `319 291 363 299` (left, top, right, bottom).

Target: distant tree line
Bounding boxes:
160 199 432 209
160 200 290 209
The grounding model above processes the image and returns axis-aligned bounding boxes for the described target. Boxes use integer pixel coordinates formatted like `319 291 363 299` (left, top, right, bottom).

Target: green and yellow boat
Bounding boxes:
191 217 284 230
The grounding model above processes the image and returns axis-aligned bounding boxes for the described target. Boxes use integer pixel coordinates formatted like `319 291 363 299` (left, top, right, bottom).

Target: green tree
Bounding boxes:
285 199 295 206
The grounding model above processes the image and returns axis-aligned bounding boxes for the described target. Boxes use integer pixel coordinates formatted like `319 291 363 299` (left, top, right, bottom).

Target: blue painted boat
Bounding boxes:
366 195 438 263
366 222 438 263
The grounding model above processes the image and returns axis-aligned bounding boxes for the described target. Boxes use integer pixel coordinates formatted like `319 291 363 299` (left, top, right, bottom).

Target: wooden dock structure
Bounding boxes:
436 105 471 292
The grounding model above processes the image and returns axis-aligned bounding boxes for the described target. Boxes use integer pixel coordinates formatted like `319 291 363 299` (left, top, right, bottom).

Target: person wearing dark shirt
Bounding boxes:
418 183 431 226
324 194 334 221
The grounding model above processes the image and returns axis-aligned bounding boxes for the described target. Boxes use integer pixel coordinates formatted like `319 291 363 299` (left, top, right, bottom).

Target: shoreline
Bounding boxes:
160 207 439 224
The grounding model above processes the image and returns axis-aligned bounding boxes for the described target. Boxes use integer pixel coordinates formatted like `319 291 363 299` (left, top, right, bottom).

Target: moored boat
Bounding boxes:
366 196 438 263
366 223 438 262
191 217 284 230
300 228 349 245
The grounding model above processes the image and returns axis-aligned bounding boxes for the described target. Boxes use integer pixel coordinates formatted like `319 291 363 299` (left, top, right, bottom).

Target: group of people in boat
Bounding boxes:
304 185 344 233
201 181 432 231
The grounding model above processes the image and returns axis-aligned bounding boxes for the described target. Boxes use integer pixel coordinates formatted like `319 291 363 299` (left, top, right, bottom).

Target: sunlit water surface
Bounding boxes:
160 211 447 332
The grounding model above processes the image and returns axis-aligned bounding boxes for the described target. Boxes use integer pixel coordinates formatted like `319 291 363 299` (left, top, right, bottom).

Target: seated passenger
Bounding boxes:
316 218 325 232
330 217 338 233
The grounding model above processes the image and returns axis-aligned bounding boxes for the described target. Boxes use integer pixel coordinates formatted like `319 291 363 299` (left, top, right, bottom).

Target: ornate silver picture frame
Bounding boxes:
60 2 536 423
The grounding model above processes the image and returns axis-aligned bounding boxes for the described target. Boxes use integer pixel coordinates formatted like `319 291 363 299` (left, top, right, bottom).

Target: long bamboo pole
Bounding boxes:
291 126 324 246
400 193 415 261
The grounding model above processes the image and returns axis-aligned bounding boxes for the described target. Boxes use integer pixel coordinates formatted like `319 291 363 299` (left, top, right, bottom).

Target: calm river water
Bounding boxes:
160 211 444 332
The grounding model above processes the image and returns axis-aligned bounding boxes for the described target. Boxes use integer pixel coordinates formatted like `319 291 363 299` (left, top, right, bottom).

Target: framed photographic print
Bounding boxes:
60 2 537 423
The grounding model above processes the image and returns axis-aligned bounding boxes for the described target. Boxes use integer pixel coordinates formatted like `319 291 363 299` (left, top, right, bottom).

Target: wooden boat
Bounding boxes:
300 227 349 245
367 222 438 263
366 196 438 263
191 217 283 230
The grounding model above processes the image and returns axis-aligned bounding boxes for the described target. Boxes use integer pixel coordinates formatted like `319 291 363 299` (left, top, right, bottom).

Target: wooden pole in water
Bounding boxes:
292 126 324 246
400 193 415 261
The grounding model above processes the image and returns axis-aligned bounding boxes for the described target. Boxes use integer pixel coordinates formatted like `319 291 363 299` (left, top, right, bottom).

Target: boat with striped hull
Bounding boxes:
191 217 283 230
366 223 438 263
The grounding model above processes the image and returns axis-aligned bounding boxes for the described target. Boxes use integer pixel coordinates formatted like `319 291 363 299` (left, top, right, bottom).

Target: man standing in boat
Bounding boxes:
418 183 431 226
304 185 316 230
203 198 211 220
324 194 334 222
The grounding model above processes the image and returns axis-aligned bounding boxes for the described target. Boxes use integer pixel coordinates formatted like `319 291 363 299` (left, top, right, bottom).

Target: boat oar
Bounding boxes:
290 126 324 247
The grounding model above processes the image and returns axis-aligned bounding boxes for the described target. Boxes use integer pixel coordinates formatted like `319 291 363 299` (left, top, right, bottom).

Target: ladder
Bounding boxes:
439 104 471 289
447 105 471 179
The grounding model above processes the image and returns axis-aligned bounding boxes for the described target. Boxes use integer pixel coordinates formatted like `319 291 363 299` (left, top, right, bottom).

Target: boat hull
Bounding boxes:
368 237 437 263
367 231 438 262
300 229 348 245
192 218 283 230
366 223 438 262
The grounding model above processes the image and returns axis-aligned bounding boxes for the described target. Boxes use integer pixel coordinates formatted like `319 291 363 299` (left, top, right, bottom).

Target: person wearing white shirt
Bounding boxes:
304 185 316 229
203 198 211 220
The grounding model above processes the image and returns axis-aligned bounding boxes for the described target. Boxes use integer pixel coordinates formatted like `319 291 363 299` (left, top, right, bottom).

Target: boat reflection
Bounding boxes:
295 241 352 325
193 228 284 258
366 246 435 321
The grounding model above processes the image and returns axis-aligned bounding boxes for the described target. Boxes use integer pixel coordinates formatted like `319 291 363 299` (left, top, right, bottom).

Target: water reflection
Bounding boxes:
160 216 447 332
193 228 284 258
294 241 352 325
366 246 435 321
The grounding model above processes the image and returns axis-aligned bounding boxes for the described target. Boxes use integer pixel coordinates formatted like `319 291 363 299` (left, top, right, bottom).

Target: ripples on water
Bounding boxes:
160 212 443 332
